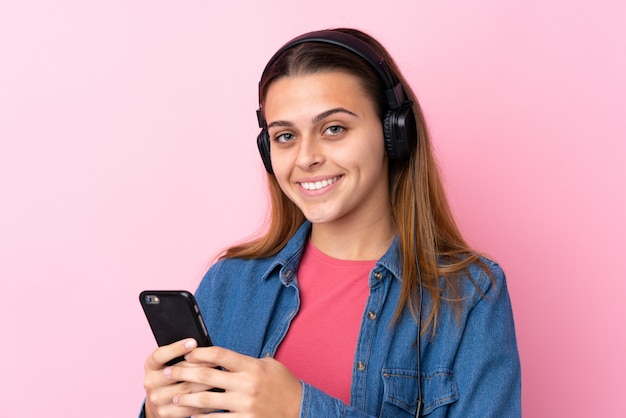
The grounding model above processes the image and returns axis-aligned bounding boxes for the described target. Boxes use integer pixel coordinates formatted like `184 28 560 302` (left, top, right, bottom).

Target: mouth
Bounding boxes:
298 176 342 191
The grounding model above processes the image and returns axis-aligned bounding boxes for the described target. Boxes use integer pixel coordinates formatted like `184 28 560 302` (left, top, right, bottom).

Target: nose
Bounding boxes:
296 135 324 171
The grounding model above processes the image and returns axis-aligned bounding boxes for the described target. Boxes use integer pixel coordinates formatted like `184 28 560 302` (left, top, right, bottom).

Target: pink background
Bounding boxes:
1 1 624 417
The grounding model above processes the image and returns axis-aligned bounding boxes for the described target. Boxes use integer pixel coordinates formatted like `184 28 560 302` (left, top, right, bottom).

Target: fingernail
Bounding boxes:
184 339 197 349
172 395 179 404
163 367 172 377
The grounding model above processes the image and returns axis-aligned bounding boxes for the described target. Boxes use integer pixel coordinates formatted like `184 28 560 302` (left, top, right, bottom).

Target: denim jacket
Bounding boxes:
187 222 521 417
138 222 521 418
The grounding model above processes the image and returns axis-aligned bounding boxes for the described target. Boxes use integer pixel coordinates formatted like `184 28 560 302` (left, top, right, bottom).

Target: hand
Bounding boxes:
164 346 302 418
143 339 212 418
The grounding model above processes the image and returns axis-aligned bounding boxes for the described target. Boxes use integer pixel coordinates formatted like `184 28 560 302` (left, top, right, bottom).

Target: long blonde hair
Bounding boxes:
222 28 491 333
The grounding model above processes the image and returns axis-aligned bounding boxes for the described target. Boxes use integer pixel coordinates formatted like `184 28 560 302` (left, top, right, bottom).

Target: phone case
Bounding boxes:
139 290 212 348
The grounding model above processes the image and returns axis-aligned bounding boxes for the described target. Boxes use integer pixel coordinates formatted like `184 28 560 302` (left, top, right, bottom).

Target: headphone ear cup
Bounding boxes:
257 129 274 174
382 104 417 160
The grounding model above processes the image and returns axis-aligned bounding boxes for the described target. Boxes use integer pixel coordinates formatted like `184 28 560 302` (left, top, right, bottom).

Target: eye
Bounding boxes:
274 132 295 143
324 125 345 136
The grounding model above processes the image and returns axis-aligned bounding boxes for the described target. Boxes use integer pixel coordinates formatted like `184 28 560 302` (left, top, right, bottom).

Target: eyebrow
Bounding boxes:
267 107 358 129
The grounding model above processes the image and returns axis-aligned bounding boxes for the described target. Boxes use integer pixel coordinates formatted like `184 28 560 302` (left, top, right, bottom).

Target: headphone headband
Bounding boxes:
258 30 408 129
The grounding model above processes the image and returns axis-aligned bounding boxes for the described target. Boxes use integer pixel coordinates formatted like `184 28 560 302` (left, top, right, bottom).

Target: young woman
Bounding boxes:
141 28 521 418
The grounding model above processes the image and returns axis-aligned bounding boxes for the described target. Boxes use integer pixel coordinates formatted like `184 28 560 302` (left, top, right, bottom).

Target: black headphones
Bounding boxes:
255 30 418 174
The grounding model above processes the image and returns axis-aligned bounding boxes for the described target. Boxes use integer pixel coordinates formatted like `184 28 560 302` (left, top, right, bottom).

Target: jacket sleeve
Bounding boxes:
300 383 378 418
447 263 521 418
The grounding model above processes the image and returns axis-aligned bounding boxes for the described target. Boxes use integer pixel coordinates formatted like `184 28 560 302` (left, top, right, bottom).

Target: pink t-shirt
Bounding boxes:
274 240 376 404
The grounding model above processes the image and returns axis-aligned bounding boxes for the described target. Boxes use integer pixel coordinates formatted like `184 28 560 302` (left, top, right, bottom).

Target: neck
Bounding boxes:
310 214 395 261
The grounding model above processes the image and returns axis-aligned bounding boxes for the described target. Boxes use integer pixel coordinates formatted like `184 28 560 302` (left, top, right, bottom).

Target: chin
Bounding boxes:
299 203 347 225
302 212 336 224
304 216 333 224
302 210 347 225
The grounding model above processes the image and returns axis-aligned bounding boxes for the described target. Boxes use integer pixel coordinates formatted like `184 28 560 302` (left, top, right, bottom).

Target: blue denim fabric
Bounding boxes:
141 221 520 417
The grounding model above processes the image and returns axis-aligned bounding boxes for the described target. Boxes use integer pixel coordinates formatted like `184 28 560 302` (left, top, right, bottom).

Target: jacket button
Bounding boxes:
367 311 377 320
356 361 366 371
374 272 383 280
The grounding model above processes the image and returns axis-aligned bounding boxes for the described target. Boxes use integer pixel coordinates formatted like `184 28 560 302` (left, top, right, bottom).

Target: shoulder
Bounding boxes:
457 256 508 303
209 255 276 279
196 255 277 298
198 223 311 291
431 255 511 327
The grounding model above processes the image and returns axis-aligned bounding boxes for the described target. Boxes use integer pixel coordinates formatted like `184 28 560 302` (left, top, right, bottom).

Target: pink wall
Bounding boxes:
1 1 624 417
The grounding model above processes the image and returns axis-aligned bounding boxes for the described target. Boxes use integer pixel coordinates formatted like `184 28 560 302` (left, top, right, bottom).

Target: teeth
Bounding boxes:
301 176 339 191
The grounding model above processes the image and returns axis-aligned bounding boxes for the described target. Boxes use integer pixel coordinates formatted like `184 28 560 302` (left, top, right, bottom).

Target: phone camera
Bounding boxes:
145 295 160 304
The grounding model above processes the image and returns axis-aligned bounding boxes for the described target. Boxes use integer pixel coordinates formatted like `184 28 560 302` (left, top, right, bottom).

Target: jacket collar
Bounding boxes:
260 221 404 283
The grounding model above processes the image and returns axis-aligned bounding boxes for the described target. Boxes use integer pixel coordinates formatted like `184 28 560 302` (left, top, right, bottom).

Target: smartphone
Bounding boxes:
139 290 212 365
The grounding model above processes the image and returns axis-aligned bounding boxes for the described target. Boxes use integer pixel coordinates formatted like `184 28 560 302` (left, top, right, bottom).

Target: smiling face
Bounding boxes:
263 71 392 230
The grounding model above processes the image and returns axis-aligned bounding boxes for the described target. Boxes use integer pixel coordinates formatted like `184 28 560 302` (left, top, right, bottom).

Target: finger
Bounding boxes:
150 401 205 418
173 389 228 414
184 346 252 372
144 360 203 391
163 364 230 392
145 339 198 371
146 381 213 417
148 380 212 405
